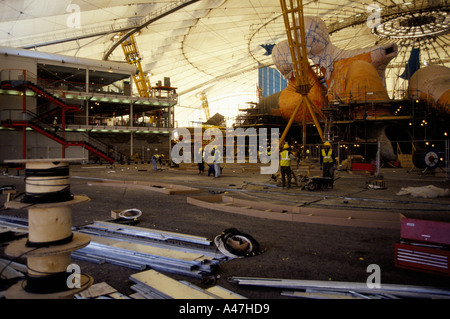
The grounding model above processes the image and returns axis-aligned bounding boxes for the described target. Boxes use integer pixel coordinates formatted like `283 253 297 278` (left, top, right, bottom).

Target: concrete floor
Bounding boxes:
1 160 450 300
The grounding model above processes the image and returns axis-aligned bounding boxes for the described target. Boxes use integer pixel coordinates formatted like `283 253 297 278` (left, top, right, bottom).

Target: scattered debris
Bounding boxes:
208 190 226 194
365 179 387 190
396 185 449 198
117 208 142 220
0 185 16 203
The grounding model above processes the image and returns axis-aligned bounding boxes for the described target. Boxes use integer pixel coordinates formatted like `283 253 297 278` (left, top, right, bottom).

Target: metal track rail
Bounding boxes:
73 242 220 278
0 216 228 278
80 220 212 246
229 276 450 299
72 221 229 278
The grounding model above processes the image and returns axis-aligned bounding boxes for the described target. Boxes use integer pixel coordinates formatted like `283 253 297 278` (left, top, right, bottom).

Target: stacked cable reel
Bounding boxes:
4 158 93 299
214 228 263 258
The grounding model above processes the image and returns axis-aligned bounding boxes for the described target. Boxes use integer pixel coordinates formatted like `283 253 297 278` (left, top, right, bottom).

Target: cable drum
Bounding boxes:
2 158 94 298
412 149 442 170
22 163 73 204
24 271 71 294
423 150 440 169
214 228 262 258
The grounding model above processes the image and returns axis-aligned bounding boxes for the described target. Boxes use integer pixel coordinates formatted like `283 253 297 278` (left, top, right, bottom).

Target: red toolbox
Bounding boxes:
400 218 450 246
395 242 450 276
351 163 375 172
395 218 450 277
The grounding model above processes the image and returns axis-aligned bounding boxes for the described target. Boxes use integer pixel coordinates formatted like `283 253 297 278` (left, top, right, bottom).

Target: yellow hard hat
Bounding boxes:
324 141 331 147
283 143 289 149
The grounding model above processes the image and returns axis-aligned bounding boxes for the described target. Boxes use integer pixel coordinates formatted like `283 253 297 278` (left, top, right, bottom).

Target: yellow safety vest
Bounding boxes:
280 150 291 167
321 149 333 163
214 149 221 163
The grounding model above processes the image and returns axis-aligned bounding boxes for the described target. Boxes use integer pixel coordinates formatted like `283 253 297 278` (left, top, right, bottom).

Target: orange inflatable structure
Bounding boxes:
408 64 450 115
270 16 398 123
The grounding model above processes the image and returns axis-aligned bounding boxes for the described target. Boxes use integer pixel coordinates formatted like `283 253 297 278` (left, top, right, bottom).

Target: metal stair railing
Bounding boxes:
28 111 116 162
0 69 83 113
1 109 116 163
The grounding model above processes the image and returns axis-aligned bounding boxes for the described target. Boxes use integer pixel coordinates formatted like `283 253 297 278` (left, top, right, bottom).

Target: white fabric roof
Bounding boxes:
0 0 448 126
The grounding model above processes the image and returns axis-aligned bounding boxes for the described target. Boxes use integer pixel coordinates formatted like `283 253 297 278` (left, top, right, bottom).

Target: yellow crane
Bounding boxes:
199 92 211 121
278 0 325 153
120 33 152 98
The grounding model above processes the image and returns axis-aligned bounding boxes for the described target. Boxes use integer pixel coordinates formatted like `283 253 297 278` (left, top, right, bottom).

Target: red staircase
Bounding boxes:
1 71 116 163
1 79 82 114
2 118 115 163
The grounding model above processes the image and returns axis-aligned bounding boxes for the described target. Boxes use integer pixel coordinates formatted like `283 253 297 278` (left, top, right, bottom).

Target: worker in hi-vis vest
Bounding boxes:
280 143 297 188
152 154 164 171
320 141 336 178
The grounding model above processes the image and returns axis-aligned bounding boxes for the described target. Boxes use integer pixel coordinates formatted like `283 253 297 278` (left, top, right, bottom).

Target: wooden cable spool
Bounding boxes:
3 158 93 299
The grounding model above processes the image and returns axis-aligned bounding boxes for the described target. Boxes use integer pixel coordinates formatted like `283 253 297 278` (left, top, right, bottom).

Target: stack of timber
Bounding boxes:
130 269 246 299
187 195 403 229
73 221 228 278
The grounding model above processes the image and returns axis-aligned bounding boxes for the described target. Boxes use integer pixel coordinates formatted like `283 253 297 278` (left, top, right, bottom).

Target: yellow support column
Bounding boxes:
278 0 325 152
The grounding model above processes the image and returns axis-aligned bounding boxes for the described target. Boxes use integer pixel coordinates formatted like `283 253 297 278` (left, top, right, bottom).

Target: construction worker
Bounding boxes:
197 147 205 174
320 141 336 178
152 154 163 171
213 146 221 178
160 154 164 168
53 117 58 133
280 143 296 188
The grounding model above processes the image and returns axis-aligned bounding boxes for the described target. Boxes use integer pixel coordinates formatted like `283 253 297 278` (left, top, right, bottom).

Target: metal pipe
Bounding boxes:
229 277 450 298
